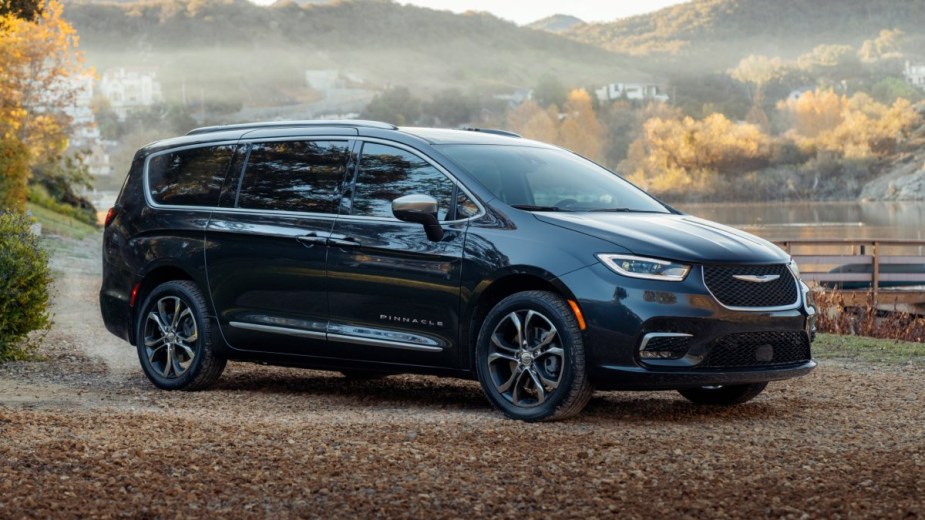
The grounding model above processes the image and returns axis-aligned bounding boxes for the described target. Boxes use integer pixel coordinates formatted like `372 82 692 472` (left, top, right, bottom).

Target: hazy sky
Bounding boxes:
394 0 690 24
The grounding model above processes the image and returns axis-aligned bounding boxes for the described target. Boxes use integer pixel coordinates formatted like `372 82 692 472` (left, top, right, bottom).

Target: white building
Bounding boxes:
595 83 669 103
99 68 164 119
903 61 925 89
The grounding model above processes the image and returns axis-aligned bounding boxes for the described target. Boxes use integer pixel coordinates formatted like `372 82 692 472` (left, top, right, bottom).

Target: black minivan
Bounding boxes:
100 120 815 421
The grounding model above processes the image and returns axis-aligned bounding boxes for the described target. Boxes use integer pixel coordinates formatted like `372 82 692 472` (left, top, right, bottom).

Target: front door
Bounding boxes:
325 141 468 369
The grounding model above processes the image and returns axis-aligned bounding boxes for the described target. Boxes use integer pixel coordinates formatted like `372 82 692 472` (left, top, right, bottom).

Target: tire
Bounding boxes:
475 290 593 422
135 280 226 390
677 382 768 405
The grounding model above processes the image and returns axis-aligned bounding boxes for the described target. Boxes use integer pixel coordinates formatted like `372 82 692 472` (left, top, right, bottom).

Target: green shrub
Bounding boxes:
0 211 52 361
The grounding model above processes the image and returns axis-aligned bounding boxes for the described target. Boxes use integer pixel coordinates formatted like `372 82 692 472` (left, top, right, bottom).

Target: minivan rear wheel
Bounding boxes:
135 280 226 390
677 382 768 405
475 291 593 421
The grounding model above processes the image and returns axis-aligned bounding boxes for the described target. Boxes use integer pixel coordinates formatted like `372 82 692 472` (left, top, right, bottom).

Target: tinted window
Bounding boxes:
147 145 234 206
437 144 668 213
237 140 349 213
352 143 454 219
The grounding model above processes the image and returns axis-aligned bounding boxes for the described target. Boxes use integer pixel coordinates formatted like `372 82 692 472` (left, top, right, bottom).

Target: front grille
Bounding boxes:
703 264 797 308
701 331 811 368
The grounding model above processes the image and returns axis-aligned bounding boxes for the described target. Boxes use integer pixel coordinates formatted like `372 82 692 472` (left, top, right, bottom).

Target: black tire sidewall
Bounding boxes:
475 291 583 421
135 281 212 390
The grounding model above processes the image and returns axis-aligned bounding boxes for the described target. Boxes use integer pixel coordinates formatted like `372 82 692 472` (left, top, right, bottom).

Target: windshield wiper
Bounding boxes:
589 208 663 213
511 204 568 212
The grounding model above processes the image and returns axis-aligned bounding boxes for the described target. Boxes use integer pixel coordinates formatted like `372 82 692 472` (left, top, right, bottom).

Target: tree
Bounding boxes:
0 0 90 213
557 89 605 162
729 55 787 103
0 0 42 21
533 74 567 108
858 29 905 64
361 86 421 126
506 99 558 144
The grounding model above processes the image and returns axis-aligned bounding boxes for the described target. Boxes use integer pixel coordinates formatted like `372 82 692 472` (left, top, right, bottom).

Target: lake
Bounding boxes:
677 201 925 242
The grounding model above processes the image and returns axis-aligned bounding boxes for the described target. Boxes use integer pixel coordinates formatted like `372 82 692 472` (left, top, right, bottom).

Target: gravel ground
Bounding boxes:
1 235 924 519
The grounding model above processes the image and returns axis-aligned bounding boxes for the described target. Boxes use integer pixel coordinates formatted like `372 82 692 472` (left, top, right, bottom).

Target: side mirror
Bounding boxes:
392 194 444 242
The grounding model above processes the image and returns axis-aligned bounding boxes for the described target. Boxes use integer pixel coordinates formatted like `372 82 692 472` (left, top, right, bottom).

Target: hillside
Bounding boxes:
526 14 584 34
63 0 645 108
568 0 925 70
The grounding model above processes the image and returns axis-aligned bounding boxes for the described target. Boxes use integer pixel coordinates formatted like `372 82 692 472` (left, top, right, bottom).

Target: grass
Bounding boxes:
27 202 99 241
813 333 925 366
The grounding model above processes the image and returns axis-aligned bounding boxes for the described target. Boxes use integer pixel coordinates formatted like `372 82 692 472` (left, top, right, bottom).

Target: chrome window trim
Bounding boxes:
701 266 802 312
142 135 486 224
142 139 242 210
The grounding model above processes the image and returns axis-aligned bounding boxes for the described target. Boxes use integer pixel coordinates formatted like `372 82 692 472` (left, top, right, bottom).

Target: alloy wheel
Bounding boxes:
143 296 199 379
486 309 564 408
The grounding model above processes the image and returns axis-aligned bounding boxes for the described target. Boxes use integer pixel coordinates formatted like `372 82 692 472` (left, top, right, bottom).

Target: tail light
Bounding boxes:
104 207 118 227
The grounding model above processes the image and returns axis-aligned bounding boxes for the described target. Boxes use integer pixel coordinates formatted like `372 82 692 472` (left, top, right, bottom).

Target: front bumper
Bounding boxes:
560 263 817 391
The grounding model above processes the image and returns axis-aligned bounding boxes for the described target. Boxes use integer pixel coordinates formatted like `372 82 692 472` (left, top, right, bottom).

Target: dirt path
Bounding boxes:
1 235 924 518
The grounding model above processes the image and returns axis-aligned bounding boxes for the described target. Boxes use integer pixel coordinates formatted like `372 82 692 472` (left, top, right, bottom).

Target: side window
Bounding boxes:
237 140 349 213
147 144 234 206
352 142 454 220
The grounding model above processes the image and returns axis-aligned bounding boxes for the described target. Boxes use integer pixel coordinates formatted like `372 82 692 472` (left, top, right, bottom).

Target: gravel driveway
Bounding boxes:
1 235 923 518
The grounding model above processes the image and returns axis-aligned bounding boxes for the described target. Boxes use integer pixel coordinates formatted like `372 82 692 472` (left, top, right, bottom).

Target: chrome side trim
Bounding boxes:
328 333 444 352
638 332 693 352
229 321 326 339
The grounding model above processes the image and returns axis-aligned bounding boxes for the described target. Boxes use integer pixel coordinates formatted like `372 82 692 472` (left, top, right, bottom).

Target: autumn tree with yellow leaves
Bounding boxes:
507 89 606 163
0 0 90 213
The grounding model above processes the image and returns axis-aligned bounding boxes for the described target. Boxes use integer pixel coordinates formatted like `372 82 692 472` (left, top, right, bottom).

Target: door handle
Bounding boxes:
328 236 361 247
296 233 328 246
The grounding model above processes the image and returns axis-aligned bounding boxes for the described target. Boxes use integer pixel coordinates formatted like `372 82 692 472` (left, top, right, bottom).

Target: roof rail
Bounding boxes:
461 127 522 138
186 119 398 136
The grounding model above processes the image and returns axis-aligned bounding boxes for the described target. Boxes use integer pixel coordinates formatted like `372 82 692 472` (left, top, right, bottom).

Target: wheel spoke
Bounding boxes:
510 369 532 406
496 366 523 394
527 369 547 405
145 335 165 348
147 343 166 364
175 342 196 360
537 345 564 358
506 312 525 349
491 333 518 353
169 297 183 330
487 351 517 365
148 312 168 334
534 329 557 351
536 370 560 391
162 346 174 377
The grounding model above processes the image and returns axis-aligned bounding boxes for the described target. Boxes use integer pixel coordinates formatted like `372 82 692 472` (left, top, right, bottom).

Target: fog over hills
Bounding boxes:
567 0 925 70
64 0 646 110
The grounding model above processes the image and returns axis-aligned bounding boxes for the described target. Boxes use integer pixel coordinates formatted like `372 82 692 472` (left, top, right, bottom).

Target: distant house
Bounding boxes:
595 83 668 103
493 89 533 107
99 68 164 119
903 61 925 89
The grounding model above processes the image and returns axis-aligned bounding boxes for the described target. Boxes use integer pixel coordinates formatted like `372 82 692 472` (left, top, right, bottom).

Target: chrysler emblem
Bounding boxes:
732 274 780 283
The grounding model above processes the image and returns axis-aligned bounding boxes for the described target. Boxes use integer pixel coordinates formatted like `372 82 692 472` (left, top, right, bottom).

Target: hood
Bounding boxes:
535 212 789 265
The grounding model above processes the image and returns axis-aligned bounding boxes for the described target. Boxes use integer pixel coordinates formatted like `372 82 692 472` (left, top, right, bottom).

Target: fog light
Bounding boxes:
639 332 693 361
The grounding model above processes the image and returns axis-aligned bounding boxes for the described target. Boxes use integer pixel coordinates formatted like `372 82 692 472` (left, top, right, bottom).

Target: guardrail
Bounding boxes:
776 239 925 313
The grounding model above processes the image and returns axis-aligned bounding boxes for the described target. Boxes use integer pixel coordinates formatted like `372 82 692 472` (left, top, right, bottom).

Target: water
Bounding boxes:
677 201 925 243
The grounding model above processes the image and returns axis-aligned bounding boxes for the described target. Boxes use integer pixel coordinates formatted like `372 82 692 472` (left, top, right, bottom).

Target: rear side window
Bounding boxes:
351 142 455 219
147 145 235 206
237 140 349 214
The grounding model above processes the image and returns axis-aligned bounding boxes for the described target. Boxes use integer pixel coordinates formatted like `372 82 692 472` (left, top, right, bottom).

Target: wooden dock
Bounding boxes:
777 239 925 315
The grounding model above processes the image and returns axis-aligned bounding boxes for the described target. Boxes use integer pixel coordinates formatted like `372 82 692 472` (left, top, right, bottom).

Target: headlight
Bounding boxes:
596 254 690 281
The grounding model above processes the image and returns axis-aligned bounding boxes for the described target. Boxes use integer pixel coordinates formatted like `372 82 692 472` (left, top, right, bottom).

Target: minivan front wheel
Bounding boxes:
135 280 226 390
476 291 593 421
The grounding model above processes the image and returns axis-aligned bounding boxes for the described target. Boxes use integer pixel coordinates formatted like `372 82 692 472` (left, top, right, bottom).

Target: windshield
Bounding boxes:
435 144 669 213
